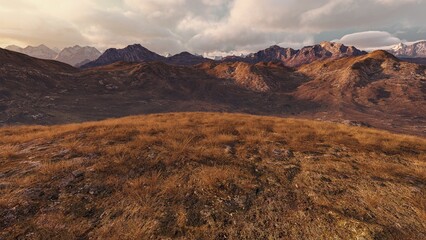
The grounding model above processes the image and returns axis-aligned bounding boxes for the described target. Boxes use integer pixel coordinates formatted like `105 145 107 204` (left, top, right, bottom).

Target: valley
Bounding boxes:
1 46 425 136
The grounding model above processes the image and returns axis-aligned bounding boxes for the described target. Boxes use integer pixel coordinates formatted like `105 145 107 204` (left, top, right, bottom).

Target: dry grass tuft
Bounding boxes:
0 112 425 239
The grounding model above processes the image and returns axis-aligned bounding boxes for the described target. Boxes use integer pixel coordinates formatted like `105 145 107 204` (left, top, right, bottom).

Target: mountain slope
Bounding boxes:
1 113 425 239
199 61 306 92
0 48 78 123
295 50 426 133
55 46 101 67
0 47 424 136
81 44 166 68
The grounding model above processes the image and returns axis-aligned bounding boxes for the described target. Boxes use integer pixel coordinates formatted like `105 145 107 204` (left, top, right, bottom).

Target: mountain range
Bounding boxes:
5 44 101 67
6 41 426 70
387 41 426 65
0 45 424 136
81 44 212 68
388 41 426 58
80 42 366 68
223 42 366 67
5 44 58 60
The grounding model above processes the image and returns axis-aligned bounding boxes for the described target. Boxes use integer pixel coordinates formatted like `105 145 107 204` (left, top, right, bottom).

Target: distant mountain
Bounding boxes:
388 41 426 58
223 42 366 67
81 44 166 68
5 44 101 66
80 42 365 68
81 45 213 68
55 45 101 67
5 45 22 52
6 44 58 60
166 52 211 66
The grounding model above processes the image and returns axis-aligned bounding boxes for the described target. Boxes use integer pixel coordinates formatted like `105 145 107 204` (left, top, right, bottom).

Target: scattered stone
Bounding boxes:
342 120 371 127
72 170 84 178
284 165 301 181
224 145 235 155
147 152 157 160
52 149 72 161
272 149 294 161
320 176 332 183
106 84 119 90
0 183 10 190
24 187 44 200
87 185 113 197
31 113 44 120
55 149 70 156
249 155 262 162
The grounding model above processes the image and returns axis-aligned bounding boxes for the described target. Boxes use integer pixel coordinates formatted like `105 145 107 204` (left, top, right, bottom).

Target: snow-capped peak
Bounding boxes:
392 43 405 51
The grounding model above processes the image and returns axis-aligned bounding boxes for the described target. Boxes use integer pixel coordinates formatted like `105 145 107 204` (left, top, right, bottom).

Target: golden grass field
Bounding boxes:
0 112 425 239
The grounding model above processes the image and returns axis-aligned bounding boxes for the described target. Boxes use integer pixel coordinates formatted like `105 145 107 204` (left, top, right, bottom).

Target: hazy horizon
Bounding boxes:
1 0 425 57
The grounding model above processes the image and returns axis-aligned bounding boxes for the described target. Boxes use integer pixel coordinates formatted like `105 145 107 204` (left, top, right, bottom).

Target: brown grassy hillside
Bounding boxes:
295 50 426 135
0 113 425 239
1 48 425 136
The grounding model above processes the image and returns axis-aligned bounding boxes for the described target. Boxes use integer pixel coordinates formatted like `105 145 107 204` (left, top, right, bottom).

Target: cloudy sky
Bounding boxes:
0 0 425 56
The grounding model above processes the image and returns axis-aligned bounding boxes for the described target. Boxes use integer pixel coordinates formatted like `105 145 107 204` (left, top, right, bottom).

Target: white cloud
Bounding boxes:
375 0 421 6
334 31 402 50
0 0 425 55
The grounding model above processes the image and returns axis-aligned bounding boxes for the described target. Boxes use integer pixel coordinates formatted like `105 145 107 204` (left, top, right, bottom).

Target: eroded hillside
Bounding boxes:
1 48 425 136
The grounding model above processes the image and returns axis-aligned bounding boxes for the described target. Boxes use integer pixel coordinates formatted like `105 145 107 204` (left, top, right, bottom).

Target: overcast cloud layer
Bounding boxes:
0 0 425 56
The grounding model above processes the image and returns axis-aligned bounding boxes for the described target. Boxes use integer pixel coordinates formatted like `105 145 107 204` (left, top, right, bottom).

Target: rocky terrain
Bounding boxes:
0 46 425 136
0 113 425 239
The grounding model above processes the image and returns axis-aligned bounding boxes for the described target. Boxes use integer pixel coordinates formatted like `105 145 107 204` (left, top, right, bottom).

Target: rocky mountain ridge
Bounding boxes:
223 42 366 67
388 41 426 58
81 45 212 68
81 42 366 68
